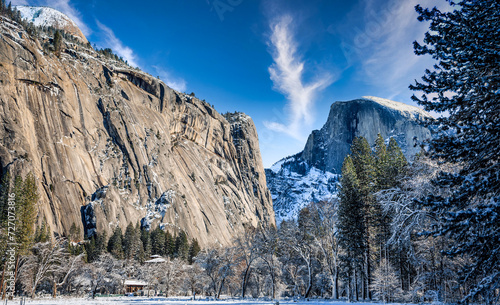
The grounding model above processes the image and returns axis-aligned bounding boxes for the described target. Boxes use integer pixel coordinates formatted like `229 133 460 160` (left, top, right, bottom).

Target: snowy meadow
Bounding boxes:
12 297 413 305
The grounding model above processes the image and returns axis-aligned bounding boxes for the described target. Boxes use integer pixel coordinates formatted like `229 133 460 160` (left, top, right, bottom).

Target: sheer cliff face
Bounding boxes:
267 96 433 223
301 96 433 174
0 17 274 246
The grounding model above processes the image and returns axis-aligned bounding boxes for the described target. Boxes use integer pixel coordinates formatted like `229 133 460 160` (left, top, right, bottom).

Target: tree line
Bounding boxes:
83 223 200 265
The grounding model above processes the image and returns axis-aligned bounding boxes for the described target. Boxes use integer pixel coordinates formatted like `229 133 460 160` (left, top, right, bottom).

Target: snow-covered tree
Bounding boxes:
75 253 122 298
371 259 401 303
410 0 500 302
18 238 80 298
309 200 341 299
160 258 182 297
254 226 281 299
180 263 204 298
233 227 259 298
195 246 237 299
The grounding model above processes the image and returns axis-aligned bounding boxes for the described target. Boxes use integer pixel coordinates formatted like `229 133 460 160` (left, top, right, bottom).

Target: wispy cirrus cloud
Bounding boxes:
95 20 139 68
12 0 91 36
334 0 444 101
264 15 334 140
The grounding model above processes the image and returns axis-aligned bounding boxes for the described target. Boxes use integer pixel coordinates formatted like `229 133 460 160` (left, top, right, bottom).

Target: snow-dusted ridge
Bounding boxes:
15 5 87 42
361 96 433 120
266 156 338 224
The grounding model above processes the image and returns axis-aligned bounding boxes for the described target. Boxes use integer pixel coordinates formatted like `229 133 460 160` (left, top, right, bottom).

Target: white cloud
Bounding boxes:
12 0 91 36
264 15 333 140
338 0 443 101
152 66 187 93
95 20 139 68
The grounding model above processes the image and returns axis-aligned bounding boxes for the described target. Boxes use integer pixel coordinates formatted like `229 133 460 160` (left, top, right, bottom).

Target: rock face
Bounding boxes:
15 6 88 43
267 96 433 222
0 16 274 247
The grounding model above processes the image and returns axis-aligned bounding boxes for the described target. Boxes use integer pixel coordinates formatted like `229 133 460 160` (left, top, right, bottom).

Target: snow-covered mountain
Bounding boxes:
267 96 433 223
266 155 338 223
15 6 87 43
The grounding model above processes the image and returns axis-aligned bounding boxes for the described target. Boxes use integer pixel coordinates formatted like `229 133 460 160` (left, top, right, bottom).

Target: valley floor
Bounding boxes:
9 297 415 305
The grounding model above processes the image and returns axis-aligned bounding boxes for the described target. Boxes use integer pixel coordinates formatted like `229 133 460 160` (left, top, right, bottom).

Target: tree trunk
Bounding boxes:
365 250 371 300
241 264 251 298
332 268 338 299
53 280 57 298
304 256 313 298
354 267 359 301
271 272 276 299
217 278 225 299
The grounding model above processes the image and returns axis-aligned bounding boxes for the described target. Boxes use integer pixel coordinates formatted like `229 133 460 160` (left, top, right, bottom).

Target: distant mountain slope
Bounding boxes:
16 6 88 43
267 96 433 223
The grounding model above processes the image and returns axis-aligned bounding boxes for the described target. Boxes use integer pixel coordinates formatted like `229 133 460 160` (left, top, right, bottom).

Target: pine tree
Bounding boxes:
175 231 189 261
107 226 124 259
188 238 201 264
165 230 175 257
34 218 51 243
350 136 376 196
14 173 38 255
123 222 141 260
140 227 152 258
84 236 96 263
386 137 407 188
374 134 389 190
338 155 365 301
411 0 500 302
150 226 165 256
134 222 145 262
350 136 376 299
68 222 81 242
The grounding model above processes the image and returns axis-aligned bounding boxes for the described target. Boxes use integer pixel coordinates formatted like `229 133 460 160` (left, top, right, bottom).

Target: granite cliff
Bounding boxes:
267 96 433 222
0 14 274 246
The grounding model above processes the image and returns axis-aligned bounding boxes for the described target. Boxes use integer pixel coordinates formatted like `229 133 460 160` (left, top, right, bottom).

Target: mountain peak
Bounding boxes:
359 96 433 120
15 5 87 43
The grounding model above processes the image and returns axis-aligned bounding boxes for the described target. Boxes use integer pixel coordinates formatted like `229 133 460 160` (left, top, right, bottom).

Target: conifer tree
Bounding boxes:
15 173 38 255
123 222 142 260
188 238 201 264
350 136 376 299
374 134 389 190
165 230 175 257
411 0 500 301
350 136 375 196
151 226 166 256
338 155 365 301
175 231 189 261
68 222 81 242
84 232 106 263
34 218 51 243
386 137 407 188
140 227 152 258
107 226 124 259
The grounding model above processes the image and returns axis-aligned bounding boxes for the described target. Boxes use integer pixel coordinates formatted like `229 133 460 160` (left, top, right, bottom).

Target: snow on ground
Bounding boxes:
18 296 416 305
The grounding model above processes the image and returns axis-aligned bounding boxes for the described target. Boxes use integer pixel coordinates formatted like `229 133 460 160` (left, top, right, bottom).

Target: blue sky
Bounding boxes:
12 0 441 167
